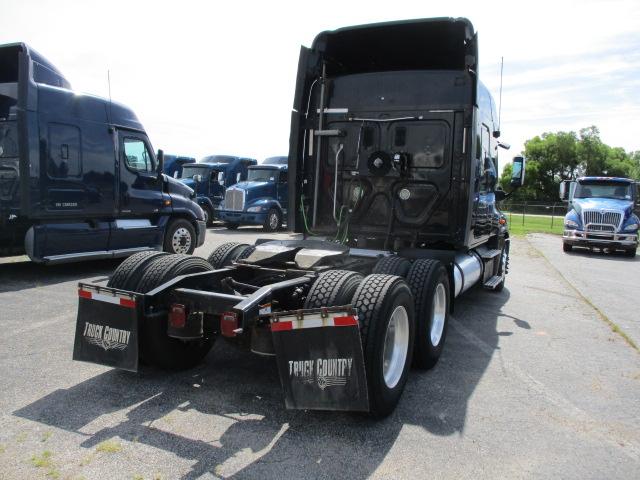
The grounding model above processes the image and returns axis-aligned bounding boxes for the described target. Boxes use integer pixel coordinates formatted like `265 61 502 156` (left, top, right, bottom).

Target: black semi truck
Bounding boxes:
0 43 206 262
73 18 525 416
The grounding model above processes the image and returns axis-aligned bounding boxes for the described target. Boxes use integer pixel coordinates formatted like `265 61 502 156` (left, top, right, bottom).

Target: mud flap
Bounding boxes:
271 308 369 412
72 284 140 372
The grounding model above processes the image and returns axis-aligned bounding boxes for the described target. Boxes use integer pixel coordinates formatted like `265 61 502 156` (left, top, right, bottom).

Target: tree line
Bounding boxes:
499 126 640 201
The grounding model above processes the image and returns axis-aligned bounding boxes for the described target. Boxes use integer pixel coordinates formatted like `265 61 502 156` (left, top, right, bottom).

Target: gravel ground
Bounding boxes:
0 228 639 480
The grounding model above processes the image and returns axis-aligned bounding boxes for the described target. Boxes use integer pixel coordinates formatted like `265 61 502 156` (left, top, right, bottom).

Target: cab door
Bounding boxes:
111 131 163 250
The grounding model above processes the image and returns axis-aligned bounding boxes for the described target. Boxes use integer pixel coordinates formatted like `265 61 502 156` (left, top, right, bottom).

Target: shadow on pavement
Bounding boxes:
14 286 510 479
0 258 122 293
562 247 638 262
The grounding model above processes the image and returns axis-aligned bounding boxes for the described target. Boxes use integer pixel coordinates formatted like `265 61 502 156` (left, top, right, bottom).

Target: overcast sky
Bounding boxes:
2 0 639 170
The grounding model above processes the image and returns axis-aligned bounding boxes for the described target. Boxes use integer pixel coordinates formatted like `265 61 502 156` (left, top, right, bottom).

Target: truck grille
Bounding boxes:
224 188 244 211
582 210 622 232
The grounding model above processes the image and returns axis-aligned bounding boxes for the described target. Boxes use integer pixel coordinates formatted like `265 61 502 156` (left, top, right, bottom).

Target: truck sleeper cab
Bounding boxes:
561 177 639 257
217 156 288 231
178 155 257 225
72 19 525 416
163 154 196 178
0 43 206 262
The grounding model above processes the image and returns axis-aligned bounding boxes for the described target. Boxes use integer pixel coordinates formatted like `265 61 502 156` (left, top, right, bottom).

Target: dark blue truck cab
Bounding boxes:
561 177 639 257
163 154 195 178
218 156 288 231
178 155 257 224
0 43 206 262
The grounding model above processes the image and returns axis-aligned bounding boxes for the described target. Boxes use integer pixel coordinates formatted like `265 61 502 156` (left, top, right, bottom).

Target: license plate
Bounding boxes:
271 308 369 412
72 284 140 372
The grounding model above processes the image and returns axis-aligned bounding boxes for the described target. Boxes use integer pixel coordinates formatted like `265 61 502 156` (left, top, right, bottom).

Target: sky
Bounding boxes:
2 0 639 171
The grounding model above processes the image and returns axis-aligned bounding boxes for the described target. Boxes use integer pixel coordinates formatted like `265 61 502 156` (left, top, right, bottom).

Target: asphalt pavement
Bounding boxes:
0 228 639 479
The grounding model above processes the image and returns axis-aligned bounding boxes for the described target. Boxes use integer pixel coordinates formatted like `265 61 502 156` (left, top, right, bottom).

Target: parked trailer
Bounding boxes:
73 18 525 416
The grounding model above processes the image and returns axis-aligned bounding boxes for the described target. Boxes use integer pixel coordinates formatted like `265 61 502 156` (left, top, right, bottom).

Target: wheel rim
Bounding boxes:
269 212 279 229
171 227 192 254
430 283 447 346
382 305 410 389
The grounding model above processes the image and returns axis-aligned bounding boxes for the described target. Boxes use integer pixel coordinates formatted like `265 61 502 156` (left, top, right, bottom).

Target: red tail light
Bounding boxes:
169 304 186 328
221 311 239 337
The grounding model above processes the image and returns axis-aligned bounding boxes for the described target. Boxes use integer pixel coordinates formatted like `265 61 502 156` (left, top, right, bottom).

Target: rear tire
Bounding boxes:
164 218 196 254
207 242 251 269
563 242 573 252
351 274 415 417
134 254 214 369
304 270 364 309
372 256 411 277
107 251 168 291
406 259 449 370
624 247 636 257
263 208 282 232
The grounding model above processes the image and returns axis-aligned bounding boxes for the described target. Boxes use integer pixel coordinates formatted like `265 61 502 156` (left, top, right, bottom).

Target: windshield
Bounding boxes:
574 181 632 200
248 168 276 182
180 166 223 182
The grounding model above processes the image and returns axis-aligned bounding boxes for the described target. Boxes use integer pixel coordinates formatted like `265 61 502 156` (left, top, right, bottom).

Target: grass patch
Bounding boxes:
95 440 122 454
505 214 564 236
31 450 53 468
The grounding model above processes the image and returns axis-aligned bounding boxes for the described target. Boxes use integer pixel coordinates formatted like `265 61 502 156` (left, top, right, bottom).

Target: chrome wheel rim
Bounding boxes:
430 283 447 346
269 212 279 230
382 305 410 389
171 227 192 254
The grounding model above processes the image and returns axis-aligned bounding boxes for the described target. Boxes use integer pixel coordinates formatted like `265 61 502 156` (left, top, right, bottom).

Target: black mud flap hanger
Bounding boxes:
271 306 369 412
72 283 141 372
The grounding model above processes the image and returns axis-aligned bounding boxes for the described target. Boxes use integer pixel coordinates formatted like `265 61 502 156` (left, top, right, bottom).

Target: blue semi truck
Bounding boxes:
163 154 196 178
0 43 206 262
178 155 257 225
218 156 288 231
561 177 639 257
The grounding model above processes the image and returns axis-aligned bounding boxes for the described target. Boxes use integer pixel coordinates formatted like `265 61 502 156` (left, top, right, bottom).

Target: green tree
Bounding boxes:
501 125 639 201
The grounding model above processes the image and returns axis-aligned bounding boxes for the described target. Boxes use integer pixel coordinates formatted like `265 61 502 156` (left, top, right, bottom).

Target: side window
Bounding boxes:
123 138 155 173
48 123 81 178
278 171 287 184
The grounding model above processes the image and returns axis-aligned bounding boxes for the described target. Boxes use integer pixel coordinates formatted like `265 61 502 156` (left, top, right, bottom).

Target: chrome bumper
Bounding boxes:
563 229 638 246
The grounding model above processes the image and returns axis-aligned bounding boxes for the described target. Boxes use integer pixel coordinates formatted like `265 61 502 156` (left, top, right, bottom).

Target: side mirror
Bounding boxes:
510 156 525 188
494 188 507 202
157 149 164 178
193 174 203 183
559 181 568 201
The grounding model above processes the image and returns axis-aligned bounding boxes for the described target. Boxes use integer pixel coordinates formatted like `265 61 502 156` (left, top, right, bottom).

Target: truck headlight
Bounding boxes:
247 206 263 212
624 223 638 231
565 219 579 229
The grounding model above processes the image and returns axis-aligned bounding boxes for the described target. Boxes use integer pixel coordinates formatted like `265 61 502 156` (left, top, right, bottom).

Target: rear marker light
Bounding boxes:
221 311 239 337
169 304 187 328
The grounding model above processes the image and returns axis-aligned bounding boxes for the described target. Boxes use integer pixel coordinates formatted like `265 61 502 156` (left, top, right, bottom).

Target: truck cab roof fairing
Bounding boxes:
310 18 477 75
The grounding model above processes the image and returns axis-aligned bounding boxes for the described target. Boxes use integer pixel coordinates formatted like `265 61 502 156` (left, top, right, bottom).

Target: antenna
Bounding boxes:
107 70 113 124
498 56 504 129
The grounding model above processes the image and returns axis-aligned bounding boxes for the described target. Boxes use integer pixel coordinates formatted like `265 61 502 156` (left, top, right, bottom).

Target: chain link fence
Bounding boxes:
500 202 568 229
